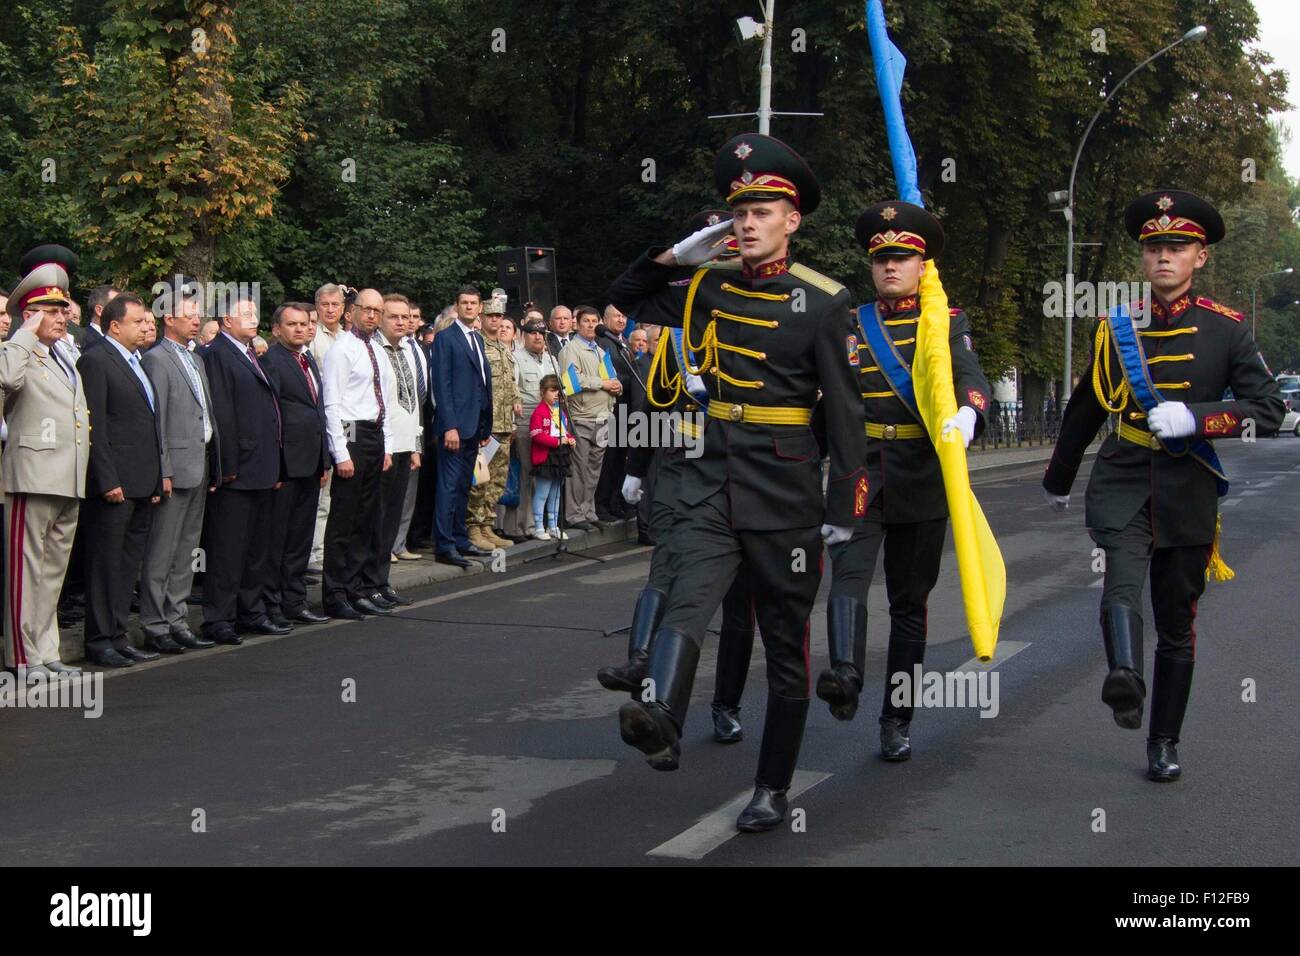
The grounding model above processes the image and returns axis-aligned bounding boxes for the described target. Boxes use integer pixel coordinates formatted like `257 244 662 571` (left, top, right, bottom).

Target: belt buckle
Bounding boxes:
728 404 744 422
883 424 897 440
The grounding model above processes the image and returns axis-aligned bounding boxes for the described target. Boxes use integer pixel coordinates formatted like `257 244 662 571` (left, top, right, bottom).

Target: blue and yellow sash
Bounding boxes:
857 303 922 425
1106 304 1228 497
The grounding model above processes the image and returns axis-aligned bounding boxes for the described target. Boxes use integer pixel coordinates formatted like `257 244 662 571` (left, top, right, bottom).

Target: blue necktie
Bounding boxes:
129 353 155 411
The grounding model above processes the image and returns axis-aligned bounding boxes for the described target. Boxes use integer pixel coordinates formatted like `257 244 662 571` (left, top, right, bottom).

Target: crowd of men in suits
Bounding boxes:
0 247 653 679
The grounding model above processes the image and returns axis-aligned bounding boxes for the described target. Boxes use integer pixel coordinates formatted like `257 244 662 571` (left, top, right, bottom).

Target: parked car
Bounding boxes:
1280 388 1300 437
1276 373 1300 392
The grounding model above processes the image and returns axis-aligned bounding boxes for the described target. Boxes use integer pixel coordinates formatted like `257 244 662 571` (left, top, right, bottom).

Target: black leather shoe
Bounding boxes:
736 786 789 832
618 701 681 771
324 601 366 620
239 618 292 636
436 551 474 568
120 645 161 662
146 635 186 655
880 716 912 761
173 631 214 649
88 648 134 668
1146 738 1182 782
207 628 243 646
288 608 331 625
570 520 597 532
366 591 397 609
712 704 743 743
352 597 392 616
378 586 411 607
267 612 292 628
461 544 492 558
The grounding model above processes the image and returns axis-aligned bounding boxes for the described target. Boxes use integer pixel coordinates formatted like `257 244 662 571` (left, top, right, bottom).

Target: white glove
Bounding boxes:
1043 486 1070 511
671 218 735 266
621 475 643 505
1147 401 1196 439
941 405 977 449
820 524 854 546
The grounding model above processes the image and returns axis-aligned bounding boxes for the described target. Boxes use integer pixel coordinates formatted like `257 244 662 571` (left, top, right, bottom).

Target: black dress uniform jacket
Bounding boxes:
856 294 992 523
608 251 868 530
624 338 707 510
1044 292 1283 547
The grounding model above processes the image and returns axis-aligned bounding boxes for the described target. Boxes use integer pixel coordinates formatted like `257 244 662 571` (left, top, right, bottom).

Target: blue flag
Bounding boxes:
866 0 922 207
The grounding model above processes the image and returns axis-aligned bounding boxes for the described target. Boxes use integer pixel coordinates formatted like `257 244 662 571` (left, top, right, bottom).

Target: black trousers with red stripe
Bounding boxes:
658 491 821 700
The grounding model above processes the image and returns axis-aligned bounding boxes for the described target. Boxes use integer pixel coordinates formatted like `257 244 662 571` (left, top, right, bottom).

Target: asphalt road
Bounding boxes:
2 436 1296 866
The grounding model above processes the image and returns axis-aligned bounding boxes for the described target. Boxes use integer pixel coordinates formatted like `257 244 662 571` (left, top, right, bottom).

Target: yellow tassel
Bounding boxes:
1206 512 1235 583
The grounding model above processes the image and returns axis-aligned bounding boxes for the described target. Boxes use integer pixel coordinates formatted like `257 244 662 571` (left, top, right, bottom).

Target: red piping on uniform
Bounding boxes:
9 494 28 666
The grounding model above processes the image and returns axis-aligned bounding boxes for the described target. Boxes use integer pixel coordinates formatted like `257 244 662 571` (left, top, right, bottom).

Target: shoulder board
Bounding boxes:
702 259 743 271
1195 296 1243 322
788 263 845 296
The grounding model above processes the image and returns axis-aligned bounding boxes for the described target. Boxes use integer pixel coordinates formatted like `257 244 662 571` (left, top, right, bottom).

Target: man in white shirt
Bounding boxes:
320 288 396 618
370 294 421 604
308 282 347 573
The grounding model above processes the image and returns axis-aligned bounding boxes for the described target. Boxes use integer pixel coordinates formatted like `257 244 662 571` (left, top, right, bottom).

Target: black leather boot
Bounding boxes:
737 694 809 833
597 587 666 694
711 582 755 743
618 627 699 771
816 596 866 721
1101 605 1146 730
1147 654 1193 782
879 635 925 761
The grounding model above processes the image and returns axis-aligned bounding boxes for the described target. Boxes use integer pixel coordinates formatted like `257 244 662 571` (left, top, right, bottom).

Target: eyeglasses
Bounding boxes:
355 306 383 316
32 306 72 317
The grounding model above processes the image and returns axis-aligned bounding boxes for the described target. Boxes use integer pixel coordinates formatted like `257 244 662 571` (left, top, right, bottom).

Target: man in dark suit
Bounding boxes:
77 293 164 668
200 295 286 643
262 302 331 626
545 305 573 359
430 286 493 567
595 303 639 521
406 320 438 551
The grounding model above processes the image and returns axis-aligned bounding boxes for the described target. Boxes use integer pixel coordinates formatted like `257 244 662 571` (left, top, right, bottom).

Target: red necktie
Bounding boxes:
297 351 318 403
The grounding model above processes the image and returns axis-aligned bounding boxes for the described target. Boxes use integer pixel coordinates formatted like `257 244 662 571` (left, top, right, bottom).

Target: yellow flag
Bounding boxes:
913 264 1005 660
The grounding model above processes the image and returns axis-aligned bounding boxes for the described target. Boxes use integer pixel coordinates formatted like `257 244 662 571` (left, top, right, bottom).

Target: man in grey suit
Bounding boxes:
139 286 221 653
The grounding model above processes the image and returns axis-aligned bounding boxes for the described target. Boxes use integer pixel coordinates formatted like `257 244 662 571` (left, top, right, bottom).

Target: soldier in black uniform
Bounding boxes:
607 135 868 832
1043 189 1283 782
597 211 756 745
818 201 992 762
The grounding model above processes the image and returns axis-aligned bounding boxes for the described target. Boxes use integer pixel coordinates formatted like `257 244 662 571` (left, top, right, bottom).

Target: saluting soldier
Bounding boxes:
467 294 521 551
1043 189 1283 782
819 202 992 762
607 135 868 832
597 210 756 745
0 245 91 679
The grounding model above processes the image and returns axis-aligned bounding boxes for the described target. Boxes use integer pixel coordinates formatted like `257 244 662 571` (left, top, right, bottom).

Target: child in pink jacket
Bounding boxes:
528 375 577 539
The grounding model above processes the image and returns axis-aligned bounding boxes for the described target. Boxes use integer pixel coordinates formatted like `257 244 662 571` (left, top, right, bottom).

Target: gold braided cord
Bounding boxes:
1139 326 1197 337
681 270 764 390
645 324 683 409
1091 321 1130 414
719 282 789 302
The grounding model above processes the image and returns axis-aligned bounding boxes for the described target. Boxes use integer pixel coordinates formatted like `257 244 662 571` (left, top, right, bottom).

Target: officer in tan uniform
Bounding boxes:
467 293 521 550
0 246 90 679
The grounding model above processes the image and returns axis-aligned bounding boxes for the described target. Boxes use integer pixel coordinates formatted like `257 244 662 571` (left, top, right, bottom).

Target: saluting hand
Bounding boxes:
669 218 735 266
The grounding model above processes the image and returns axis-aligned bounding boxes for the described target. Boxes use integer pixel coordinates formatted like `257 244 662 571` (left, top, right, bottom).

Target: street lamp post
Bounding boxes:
709 1 824 132
1251 268 1294 339
1061 25 1208 409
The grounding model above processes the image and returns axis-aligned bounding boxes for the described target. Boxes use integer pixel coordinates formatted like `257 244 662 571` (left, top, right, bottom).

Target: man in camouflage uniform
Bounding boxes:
468 294 521 550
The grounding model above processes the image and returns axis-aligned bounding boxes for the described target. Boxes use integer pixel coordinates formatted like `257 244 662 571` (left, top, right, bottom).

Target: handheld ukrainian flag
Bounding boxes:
562 363 582 397
866 0 1005 660
599 348 618 381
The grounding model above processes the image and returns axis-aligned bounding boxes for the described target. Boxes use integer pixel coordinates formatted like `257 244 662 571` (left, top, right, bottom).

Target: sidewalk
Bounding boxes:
54 519 641 664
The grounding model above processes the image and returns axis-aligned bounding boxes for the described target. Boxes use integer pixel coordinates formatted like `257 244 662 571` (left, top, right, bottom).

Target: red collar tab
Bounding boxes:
1152 293 1191 322
741 256 789 281
880 295 918 316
